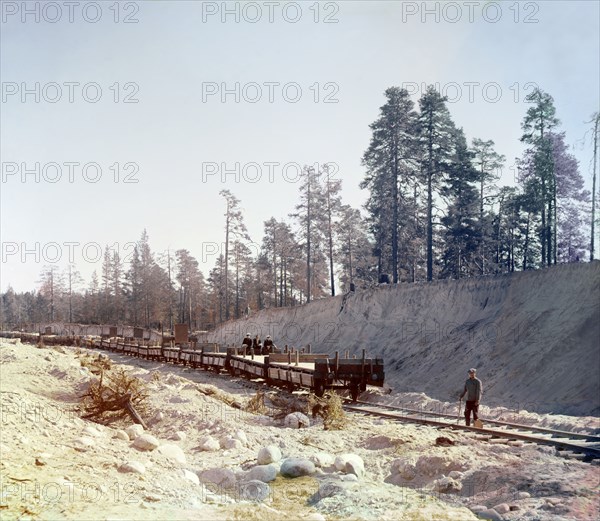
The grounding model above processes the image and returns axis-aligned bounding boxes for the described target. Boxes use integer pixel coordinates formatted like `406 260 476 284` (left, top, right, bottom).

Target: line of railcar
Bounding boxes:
1 331 385 401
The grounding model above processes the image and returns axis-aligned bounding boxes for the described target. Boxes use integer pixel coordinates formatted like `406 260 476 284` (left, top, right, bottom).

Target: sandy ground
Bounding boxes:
1 339 598 521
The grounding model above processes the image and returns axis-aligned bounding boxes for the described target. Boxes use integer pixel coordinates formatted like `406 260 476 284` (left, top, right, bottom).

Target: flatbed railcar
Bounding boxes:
1 331 385 401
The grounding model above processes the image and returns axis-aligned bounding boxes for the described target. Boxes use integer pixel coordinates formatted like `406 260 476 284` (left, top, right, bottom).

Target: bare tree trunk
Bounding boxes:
591 113 599 261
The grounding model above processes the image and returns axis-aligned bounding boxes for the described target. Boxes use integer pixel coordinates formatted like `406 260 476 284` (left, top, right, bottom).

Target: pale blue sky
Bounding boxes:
1 0 599 292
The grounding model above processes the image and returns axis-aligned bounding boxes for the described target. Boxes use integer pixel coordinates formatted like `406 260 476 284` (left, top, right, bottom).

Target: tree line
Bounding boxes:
1 87 598 331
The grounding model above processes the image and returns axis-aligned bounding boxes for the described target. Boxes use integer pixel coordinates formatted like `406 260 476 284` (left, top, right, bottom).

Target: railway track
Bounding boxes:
342 400 600 461
6 332 599 461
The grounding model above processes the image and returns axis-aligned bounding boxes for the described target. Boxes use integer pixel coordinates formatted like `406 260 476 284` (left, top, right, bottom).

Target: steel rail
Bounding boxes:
349 399 600 442
343 403 600 460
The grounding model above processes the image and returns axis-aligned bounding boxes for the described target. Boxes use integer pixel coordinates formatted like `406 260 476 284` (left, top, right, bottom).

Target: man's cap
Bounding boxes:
266 335 271 339
246 333 250 337
468 368 477 373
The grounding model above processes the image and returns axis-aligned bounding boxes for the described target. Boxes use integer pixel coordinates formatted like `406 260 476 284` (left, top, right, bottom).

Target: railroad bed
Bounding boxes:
343 400 600 461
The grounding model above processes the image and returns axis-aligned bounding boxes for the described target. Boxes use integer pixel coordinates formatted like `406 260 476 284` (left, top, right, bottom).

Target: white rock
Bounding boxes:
182 469 199 485
114 429 130 441
133 434 160 451
118 461 145 474
149 411 165 424
477 509 504 521
283 412 310 429
172 431 187 441
257 445 282 465
125 424 144 440
517 492 531 499
469 505 488 513
72 436 95 451
334 454 364 478
303 514 326 521
157 444 186 465
82 425 102 437
233 430 248 446
220 436 243 450
493 503 510 514
310 452 335 468
199 436 220 451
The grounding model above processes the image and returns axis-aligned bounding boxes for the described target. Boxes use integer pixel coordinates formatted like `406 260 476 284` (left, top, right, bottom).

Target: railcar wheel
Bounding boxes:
314 381 325 397
350 382 360 402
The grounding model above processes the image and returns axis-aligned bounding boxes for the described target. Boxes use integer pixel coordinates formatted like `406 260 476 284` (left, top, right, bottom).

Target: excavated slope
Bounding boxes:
208 262 600 416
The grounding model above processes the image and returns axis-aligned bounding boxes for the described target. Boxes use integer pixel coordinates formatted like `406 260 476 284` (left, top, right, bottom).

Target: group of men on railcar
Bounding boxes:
241 333 276 355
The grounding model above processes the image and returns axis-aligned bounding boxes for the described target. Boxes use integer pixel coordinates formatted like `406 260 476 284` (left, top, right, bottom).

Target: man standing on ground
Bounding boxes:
460 368 482 426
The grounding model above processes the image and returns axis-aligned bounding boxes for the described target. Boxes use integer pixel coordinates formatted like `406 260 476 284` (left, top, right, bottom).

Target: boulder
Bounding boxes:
257 445 282 465
477 509 504 521
172 431 187 441
220 436 243 450
280 458 316 478
492 503 510 514
246 464 278 483
310 452 335 468
125 424 144 440
199 436 220 451
199 468 237 490
82 425 102 437
233 430 248 446
182 469 199 485
72 436 95 449
133 434 160 451
238 480 271 502
114 429 130 441
334 454 365 478
118 461 145 474
149 411 165 425
157 444 186 465
283 412 310 429
469 505 488 513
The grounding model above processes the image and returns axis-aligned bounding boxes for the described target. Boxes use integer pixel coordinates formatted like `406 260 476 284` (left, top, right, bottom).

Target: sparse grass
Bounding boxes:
269 475 320 512
308 392 347 430
245 389 267 414
78 353 112 374
221 476 321 520
150 370 162 383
